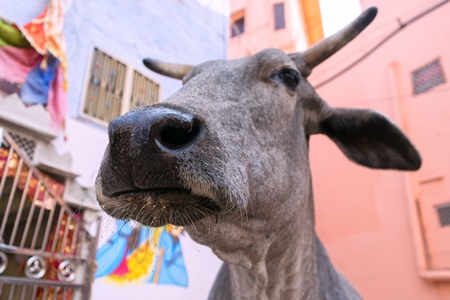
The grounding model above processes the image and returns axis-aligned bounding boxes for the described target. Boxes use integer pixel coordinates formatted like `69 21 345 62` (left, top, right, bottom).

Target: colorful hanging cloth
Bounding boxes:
0 0 69 131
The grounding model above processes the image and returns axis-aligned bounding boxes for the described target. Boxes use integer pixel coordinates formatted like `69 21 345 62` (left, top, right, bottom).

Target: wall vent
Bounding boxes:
436 203 450 227
412 59 446 95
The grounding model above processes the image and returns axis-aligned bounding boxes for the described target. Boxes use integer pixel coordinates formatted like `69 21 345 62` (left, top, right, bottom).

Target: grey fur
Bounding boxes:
96 11 421 300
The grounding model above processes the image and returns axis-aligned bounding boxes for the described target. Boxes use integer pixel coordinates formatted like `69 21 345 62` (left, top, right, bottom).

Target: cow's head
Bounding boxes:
96 7 420 245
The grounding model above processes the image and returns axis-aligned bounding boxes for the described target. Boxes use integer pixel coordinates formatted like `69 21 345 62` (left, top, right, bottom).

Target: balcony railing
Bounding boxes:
0 130 101 300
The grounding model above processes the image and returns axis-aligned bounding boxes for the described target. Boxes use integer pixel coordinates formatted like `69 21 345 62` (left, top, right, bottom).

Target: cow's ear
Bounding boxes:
316 107 421 170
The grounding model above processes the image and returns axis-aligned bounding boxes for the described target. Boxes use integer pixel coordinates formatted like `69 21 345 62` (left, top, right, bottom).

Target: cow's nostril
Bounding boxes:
158 117 201 150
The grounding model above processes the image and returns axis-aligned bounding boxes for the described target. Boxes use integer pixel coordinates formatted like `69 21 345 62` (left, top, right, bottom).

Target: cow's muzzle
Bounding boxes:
96 105 220 226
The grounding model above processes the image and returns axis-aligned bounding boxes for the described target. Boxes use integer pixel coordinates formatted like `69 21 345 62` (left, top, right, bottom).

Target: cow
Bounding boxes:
96 7 421 300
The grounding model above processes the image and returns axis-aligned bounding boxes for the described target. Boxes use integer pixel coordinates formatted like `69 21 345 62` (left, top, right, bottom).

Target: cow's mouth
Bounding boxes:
99 187 221 227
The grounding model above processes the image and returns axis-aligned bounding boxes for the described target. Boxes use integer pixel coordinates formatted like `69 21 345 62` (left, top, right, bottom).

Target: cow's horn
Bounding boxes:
302 6 377 70
143 58 193 80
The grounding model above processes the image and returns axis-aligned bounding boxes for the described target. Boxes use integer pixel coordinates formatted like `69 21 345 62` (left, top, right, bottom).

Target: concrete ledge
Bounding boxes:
0 94 57 142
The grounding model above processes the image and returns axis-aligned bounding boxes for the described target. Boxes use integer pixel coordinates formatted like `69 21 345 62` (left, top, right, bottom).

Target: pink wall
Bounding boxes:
228 0 450 298
308 1 450 299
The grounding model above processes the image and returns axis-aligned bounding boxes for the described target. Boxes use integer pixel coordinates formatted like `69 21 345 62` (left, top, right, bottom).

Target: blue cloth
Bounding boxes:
20 54 59 105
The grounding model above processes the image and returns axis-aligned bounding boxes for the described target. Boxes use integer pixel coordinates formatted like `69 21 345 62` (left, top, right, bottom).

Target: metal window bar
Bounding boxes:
8 284 15 300
60 214 72 254
36 192 54 250
9 169 33 245
0 281 85 300
19 180 41 248
0 156 24 238
19 285 27 300
0 131 94 240
51 209 65 253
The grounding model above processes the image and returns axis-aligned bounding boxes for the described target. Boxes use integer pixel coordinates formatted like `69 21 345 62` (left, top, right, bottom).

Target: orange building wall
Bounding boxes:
228 0 450 299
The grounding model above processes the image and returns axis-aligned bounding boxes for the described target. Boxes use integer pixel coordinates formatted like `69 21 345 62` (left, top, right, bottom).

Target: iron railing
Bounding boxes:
0 130 101 300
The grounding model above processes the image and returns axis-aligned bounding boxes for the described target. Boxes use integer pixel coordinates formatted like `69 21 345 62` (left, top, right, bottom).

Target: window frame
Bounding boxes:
230 10 245 38
79 46 161 127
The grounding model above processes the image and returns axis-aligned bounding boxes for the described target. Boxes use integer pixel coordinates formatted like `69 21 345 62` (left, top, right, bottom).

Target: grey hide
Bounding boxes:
96 7 421 300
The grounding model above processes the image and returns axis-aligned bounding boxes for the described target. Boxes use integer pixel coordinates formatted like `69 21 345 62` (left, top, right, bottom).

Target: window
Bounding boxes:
274 3 285 30
231 10 245 37
81 47 160 125
130 71 160 110
412 59 446 95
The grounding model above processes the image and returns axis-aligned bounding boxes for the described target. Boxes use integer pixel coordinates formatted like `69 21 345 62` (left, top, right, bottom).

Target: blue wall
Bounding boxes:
0 0 228 119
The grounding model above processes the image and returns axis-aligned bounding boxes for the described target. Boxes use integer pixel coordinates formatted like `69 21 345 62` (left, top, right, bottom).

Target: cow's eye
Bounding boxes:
278 69 300 90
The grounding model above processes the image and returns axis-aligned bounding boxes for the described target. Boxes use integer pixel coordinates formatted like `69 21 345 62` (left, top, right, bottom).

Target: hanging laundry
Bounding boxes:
0 20 41 93
0 0 69 131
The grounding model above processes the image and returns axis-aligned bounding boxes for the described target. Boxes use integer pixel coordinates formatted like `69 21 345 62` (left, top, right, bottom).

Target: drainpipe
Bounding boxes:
388 61 450 282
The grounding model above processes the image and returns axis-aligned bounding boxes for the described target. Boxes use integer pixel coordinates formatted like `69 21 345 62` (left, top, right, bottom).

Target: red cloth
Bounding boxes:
0 46 41 83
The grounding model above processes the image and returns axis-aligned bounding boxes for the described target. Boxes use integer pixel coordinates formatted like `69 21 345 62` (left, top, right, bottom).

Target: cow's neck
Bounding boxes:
228 223 319 299
204 197 320 299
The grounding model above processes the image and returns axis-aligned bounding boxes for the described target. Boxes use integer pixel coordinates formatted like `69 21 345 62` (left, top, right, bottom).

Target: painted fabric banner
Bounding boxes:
95 220 188 288
0 0 68 130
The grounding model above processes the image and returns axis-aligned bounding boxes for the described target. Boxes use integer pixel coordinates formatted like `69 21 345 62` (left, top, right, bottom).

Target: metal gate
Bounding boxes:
0 130 101 299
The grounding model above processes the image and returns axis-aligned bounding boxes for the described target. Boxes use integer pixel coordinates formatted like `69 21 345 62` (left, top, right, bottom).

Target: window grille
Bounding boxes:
7 132 36 160
83 48 126 123
436 203 450 227
130 71 160 110
412 59 446 95
274 3 286 30
82 48 160 124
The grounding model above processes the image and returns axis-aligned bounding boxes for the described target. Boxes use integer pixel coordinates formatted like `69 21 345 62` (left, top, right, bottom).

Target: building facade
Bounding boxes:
309 1 450 299
229 0 323 58
0 0 227 299
228 0 450 299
